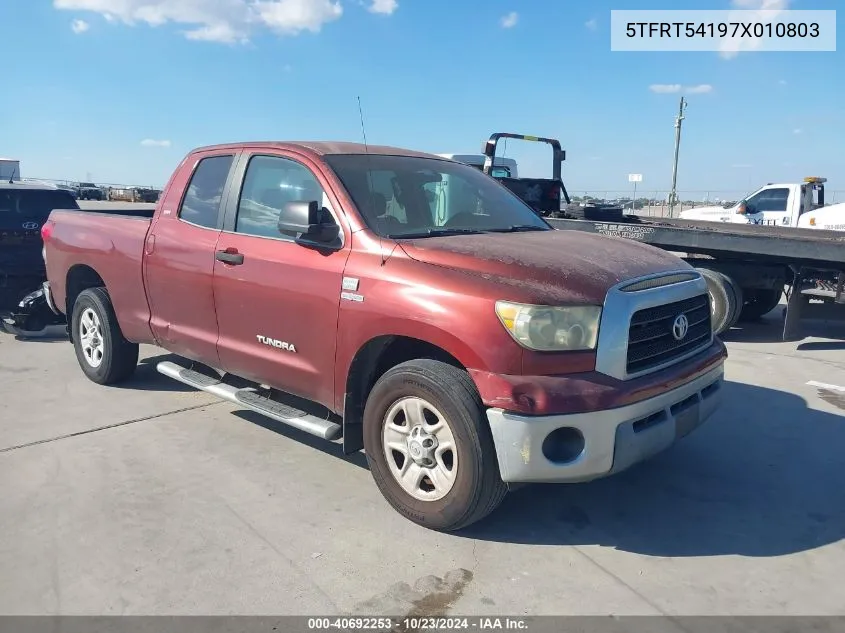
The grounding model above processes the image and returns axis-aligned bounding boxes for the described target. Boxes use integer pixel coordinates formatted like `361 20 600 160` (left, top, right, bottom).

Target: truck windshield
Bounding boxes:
324 154 549 238
0 188 79 223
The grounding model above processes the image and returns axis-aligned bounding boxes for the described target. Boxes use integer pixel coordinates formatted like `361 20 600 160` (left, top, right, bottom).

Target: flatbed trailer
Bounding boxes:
548 214 845 340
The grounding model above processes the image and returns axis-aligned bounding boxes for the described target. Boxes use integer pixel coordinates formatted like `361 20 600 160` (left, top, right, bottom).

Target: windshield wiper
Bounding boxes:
486 224 548 233
388 227 487 239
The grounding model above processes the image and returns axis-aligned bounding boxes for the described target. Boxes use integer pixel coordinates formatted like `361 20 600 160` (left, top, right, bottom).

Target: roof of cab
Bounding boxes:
189 141 446 161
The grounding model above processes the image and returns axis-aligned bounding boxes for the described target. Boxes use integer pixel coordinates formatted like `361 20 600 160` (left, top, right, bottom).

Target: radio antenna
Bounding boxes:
357 96 385 266
357 96 369 151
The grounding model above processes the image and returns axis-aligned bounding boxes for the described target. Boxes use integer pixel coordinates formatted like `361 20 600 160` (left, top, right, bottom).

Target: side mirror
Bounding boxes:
278 200 340 244
736 201 748 215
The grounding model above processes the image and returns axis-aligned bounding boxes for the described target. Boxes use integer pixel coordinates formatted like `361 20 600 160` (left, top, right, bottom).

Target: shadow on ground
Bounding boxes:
113 353 199 393
457 379 845 557
231 409 370 470
721 308 845 345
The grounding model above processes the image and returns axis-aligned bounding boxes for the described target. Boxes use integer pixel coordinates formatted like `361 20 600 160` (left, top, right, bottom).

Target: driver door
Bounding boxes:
744 187 794 226
212 152 349 409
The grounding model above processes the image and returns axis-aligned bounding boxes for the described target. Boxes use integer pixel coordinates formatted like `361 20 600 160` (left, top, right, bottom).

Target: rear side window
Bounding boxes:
178 155 234 228
0 189 79 224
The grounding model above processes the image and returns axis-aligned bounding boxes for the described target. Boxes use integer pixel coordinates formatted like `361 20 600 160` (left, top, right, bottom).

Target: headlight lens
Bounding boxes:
495 301 602 351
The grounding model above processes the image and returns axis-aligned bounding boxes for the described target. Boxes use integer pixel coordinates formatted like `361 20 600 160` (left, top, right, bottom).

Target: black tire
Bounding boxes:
71 287 139 385
739 286 783 321
363 359 508 532
720 273 744 330
697 268 732 335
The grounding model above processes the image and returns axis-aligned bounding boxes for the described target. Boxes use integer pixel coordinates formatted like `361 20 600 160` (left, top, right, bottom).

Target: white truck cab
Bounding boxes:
680 177 845 231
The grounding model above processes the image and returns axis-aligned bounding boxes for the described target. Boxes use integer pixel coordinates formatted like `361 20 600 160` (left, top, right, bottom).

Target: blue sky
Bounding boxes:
0 0 841 199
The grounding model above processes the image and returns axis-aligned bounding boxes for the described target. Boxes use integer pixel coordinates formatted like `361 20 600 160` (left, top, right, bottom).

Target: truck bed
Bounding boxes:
548 215 845 268
45 208 154 343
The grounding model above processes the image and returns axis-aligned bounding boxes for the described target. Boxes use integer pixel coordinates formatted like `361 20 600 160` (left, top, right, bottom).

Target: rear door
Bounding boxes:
143 151 239 366
212 151 350 408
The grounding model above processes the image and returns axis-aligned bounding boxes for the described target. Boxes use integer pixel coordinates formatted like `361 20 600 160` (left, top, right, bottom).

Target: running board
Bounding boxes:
156 361 342 441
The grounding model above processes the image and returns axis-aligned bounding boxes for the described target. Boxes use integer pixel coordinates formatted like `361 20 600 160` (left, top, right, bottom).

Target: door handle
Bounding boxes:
215 248 244 265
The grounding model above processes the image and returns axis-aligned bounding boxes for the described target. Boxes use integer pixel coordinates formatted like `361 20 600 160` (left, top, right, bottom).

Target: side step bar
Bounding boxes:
156 361 342 441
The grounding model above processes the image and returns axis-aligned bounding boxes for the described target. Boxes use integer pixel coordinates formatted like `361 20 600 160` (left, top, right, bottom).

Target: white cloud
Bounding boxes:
585 18 597 30
778 79 788 85
649 84 713 94
140 139 171 147
71 18 89 33
649 84 682 94
54 0 346 43
500 11 518 28
719 0 790 59
685 84 713 94
368 0 397 14
793 128 802 135
255 0 342 36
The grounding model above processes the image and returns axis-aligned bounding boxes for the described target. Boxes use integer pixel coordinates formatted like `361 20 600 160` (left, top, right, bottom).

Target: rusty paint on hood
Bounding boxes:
398 229 691 305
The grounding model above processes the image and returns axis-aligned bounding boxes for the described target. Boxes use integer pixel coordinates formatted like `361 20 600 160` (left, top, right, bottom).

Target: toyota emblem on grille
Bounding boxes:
22 222 39 230
672 314 689 341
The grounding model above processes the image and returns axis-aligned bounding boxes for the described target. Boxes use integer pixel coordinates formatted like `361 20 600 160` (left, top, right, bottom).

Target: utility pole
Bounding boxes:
668 96 687 217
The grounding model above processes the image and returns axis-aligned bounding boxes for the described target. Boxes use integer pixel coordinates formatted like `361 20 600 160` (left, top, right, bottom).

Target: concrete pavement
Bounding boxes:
1 313 844 616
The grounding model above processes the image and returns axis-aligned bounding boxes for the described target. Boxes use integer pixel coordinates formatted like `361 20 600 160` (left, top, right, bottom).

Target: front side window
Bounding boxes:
178 154 234 229
756 188 790 212
235 155 332 239
324 154 549 238
745 188 789 214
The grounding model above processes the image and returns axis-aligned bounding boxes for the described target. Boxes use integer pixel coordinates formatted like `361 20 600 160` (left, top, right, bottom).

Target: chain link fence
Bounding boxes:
16 178 845 217
19 176 164 190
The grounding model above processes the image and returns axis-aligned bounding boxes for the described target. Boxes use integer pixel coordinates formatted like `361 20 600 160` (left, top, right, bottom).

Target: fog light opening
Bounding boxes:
541 427 585 464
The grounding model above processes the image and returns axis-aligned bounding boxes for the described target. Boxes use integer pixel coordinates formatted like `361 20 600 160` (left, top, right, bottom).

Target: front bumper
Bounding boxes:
486 362 724 483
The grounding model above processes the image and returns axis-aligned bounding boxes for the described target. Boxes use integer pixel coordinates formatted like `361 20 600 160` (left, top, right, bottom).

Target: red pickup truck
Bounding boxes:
41 141 727 531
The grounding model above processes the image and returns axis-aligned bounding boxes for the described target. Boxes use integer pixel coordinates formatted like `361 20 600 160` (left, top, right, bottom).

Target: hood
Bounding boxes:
680 205 732 218
398 229 690 305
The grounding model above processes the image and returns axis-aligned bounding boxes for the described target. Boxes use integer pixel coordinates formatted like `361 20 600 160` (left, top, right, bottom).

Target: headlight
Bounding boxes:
495 301 601 351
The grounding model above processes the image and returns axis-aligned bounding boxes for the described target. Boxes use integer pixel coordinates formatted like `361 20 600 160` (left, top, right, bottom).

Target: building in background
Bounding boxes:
0 158 21 181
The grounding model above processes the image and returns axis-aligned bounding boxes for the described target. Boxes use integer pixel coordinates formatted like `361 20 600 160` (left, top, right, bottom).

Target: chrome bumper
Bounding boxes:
486 364 724 483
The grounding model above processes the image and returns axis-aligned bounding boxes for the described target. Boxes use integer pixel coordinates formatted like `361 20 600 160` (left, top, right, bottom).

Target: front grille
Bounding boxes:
626 294 711 375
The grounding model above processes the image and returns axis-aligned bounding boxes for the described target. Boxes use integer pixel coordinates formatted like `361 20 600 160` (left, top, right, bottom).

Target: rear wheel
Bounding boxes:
363 359 507 531
739 286 783 321
71 287 139 385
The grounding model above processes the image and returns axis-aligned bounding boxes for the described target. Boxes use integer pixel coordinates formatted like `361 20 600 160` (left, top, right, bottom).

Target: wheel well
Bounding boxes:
65 265 105 341
342 336 465 452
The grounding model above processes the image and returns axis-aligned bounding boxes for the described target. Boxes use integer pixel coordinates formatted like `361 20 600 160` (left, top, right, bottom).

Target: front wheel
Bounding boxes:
71 287 139 385
363 359 508 531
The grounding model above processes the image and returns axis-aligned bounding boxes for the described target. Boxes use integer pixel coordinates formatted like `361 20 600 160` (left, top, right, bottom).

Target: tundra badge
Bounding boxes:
256 335 297 353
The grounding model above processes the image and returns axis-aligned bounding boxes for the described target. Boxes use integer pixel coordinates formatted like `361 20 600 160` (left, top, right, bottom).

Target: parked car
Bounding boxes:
76 182 103 201
0 181 78 330
107 187 135 202
133 187 161 203
40 141 726 530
